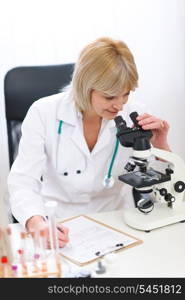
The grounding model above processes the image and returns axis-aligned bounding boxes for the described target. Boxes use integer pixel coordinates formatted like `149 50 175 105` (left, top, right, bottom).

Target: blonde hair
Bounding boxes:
71 37 138 111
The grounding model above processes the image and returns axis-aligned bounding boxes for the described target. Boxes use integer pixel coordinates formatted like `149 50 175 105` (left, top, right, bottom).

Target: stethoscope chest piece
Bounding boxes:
103 175 115 188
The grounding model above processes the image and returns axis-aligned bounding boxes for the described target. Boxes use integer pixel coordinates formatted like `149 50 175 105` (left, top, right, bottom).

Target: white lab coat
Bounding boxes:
7 91 148 227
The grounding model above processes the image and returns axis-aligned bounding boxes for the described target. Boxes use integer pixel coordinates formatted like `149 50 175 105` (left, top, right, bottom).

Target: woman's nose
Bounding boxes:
113 100 123 111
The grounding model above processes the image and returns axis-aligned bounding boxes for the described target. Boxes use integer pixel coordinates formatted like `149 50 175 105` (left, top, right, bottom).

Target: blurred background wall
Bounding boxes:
0 0 184 201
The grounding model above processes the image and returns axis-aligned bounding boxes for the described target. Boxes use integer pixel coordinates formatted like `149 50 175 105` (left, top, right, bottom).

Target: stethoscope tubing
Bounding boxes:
57 120 119 185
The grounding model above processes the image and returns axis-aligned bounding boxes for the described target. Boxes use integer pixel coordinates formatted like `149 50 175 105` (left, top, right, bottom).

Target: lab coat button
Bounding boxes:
63 172 68 176
76 170 81 174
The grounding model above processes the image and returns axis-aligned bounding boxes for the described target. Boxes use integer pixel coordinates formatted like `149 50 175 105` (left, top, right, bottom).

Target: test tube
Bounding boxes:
44 201 62 277
0 227 5 256
19 232 28 276
44 201 59 253
39 229 48 276
6 227 12 237
0 228 13 277
31 231 40 274
6 227 14 262
0 262 3 278
11 265 18 277
0 229 3 276
1 256 11 278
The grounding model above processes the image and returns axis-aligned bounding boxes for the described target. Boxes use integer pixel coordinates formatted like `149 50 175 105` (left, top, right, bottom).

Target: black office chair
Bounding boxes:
4 63 74 223
4 63 74 167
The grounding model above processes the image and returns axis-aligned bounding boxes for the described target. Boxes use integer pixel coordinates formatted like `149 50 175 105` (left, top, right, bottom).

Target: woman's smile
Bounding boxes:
106 109 119 114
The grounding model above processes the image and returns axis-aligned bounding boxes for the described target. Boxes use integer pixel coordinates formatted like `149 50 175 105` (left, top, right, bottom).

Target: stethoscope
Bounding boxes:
57 120 119 188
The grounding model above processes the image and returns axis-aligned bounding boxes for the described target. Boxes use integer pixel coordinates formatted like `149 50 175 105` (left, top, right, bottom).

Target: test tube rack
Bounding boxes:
0 226 63 278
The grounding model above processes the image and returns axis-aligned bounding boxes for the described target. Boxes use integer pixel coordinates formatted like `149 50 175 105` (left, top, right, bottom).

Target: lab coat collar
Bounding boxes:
56 92 117 155
107 119 116 128
71 117 116 156
56 91 117 128
91 119 117 155
56 92 88 155
56 92 79 126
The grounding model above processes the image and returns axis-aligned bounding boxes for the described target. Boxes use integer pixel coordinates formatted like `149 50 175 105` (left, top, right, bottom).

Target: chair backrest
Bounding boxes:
4 63 74 167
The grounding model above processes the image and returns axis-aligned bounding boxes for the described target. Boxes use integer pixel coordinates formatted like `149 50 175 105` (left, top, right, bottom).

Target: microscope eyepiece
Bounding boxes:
129 111 140 128
114 116 127 129
114 111 152 148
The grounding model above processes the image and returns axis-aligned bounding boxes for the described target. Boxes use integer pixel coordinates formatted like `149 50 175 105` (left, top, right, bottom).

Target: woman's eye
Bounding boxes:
105 96 115 100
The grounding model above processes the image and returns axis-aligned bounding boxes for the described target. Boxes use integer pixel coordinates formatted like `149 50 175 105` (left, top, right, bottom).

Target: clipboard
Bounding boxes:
58 215 142 266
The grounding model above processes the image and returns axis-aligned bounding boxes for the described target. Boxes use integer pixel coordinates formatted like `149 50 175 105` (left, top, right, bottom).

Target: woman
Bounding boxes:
8 37 170 247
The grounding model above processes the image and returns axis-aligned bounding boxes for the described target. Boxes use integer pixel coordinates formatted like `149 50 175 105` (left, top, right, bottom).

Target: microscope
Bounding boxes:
114 112 185 232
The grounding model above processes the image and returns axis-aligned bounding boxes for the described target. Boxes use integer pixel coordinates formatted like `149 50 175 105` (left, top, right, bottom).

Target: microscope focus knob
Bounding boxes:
165 168 174 176
164 193 175 202
174 181 185 193
164 193 175 207
159 188 167 196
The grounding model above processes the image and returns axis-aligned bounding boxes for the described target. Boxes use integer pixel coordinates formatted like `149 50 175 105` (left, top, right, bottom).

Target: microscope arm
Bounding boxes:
151 147 185 183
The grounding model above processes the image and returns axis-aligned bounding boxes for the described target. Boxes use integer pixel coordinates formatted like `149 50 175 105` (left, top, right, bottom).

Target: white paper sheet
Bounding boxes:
59 216 139 265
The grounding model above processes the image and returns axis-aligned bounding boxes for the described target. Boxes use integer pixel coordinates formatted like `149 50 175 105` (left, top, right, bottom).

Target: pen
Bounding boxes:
95 243 124 256
46 215 64 234
57 226 64 233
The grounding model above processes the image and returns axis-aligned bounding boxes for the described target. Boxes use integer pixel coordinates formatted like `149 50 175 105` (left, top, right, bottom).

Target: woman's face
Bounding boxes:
91 89 130 120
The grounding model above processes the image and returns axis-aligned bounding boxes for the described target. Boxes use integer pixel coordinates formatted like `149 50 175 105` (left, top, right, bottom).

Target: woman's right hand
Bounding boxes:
26 215 69 248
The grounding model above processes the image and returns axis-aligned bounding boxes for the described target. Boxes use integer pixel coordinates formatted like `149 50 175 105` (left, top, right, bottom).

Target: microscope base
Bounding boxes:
123 202 185 231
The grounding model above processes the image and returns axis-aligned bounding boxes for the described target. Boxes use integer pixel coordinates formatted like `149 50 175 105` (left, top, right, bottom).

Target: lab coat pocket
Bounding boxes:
56 132 89 198
56 134 87 176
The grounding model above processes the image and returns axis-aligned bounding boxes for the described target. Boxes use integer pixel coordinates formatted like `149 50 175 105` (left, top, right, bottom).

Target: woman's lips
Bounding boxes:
107 110 118 114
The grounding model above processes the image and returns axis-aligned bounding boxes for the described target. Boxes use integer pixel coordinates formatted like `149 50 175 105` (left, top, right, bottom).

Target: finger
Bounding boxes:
58 240 68 248
136 113 151 120
57 225 69 240
57 225 69 238
31 228 48 246
58 232 69 243
46 235 68 249
56 227 69 247
57 224 69 235
142 121 164 130
30 223 48 236
162 120 170 130
137 115 169 131
47 240 51 249
137 116 157 126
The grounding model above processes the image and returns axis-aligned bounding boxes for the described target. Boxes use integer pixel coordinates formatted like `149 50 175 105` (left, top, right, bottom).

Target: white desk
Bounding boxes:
9 210 185 277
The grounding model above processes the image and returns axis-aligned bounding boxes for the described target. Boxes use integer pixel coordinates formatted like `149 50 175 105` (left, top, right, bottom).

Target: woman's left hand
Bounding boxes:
136 113 170 151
